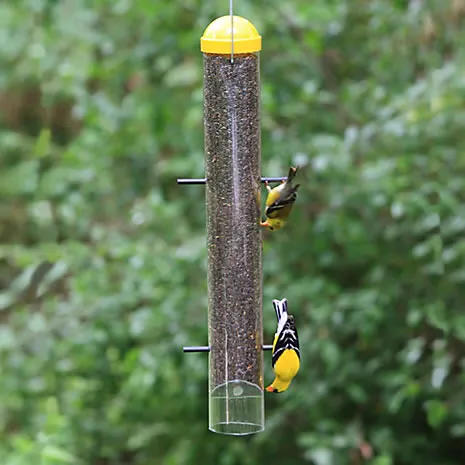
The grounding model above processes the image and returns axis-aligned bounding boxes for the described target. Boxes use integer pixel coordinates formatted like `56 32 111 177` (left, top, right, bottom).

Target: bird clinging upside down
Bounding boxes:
266 298 300 393
260 166 300 231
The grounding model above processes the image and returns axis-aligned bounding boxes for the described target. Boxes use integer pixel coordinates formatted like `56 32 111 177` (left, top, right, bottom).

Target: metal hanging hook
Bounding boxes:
230 0 234 64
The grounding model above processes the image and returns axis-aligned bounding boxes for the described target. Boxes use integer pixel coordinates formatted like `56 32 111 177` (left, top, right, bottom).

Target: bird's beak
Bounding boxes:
260 221 270 228
266 386 275 392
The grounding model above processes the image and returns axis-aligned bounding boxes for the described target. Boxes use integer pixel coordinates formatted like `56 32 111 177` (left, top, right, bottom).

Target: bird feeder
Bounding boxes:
180 16 285 436
202 16 263 435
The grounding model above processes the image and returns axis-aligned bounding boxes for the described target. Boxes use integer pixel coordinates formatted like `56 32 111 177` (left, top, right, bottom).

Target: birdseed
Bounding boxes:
204 53 263 393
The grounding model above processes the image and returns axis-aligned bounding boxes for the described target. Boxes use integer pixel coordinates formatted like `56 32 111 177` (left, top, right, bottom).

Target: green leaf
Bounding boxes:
34 128 51 158
41 446 77 464
424 400 448 428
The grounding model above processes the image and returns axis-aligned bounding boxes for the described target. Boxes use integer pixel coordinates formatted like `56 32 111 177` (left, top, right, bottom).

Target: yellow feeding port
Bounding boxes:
201 16 262 54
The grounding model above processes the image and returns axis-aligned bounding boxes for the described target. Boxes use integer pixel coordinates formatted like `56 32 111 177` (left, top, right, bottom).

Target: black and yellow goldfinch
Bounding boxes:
266 298 300 393
260 166 300 231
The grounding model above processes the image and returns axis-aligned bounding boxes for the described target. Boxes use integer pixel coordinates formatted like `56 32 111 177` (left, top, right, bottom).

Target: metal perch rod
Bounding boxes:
183 345 273 352
177 177 287 185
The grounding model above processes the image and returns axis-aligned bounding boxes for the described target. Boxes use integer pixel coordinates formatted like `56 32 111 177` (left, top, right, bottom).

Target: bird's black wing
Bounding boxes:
265 192 298 217
272 319 300 368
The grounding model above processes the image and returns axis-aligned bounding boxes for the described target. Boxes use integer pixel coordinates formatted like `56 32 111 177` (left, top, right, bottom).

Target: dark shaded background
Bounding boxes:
0 1 464 464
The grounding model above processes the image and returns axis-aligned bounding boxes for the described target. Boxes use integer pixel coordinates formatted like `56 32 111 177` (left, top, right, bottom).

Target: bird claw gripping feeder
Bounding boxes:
179 16 284 435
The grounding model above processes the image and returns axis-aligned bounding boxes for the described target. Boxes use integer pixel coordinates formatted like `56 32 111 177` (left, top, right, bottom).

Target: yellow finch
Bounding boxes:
260 167 300 231
266 298 300 393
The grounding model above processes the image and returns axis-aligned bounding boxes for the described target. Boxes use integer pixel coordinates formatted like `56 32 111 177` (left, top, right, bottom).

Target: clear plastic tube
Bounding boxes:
204 53 264 435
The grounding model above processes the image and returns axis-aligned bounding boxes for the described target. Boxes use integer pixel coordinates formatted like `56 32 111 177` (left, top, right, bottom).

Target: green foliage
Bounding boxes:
1 0 464 464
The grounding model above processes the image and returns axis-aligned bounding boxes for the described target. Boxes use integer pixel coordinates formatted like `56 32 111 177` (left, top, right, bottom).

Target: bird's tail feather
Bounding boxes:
272 299 281 321
272 298 288 322
287 166 298 183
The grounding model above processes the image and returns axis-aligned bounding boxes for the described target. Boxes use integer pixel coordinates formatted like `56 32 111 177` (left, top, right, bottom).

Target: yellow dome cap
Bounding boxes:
201 16 261 54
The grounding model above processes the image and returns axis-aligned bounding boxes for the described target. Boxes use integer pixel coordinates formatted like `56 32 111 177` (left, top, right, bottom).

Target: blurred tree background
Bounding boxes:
0 0 464 464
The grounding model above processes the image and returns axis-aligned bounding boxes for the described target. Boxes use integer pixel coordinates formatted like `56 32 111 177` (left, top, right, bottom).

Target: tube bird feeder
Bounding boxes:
201 16 263 435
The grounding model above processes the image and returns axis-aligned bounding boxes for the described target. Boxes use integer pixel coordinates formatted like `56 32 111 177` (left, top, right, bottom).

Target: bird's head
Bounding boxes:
260 220 274 231
260 219 283 231
266 385 280 393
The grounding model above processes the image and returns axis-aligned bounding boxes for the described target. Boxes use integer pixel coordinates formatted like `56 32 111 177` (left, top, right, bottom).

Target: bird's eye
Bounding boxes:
269 227 274 231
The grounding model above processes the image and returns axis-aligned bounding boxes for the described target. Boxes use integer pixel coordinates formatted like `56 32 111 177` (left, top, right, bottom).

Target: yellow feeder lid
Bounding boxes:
201 16 261 54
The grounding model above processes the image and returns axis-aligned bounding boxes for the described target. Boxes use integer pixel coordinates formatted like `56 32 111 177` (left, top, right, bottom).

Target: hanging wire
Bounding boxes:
229 0 234 64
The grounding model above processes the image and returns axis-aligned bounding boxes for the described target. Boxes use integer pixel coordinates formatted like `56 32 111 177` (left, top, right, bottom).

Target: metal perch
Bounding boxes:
177 177 287 185
183 345 273 353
